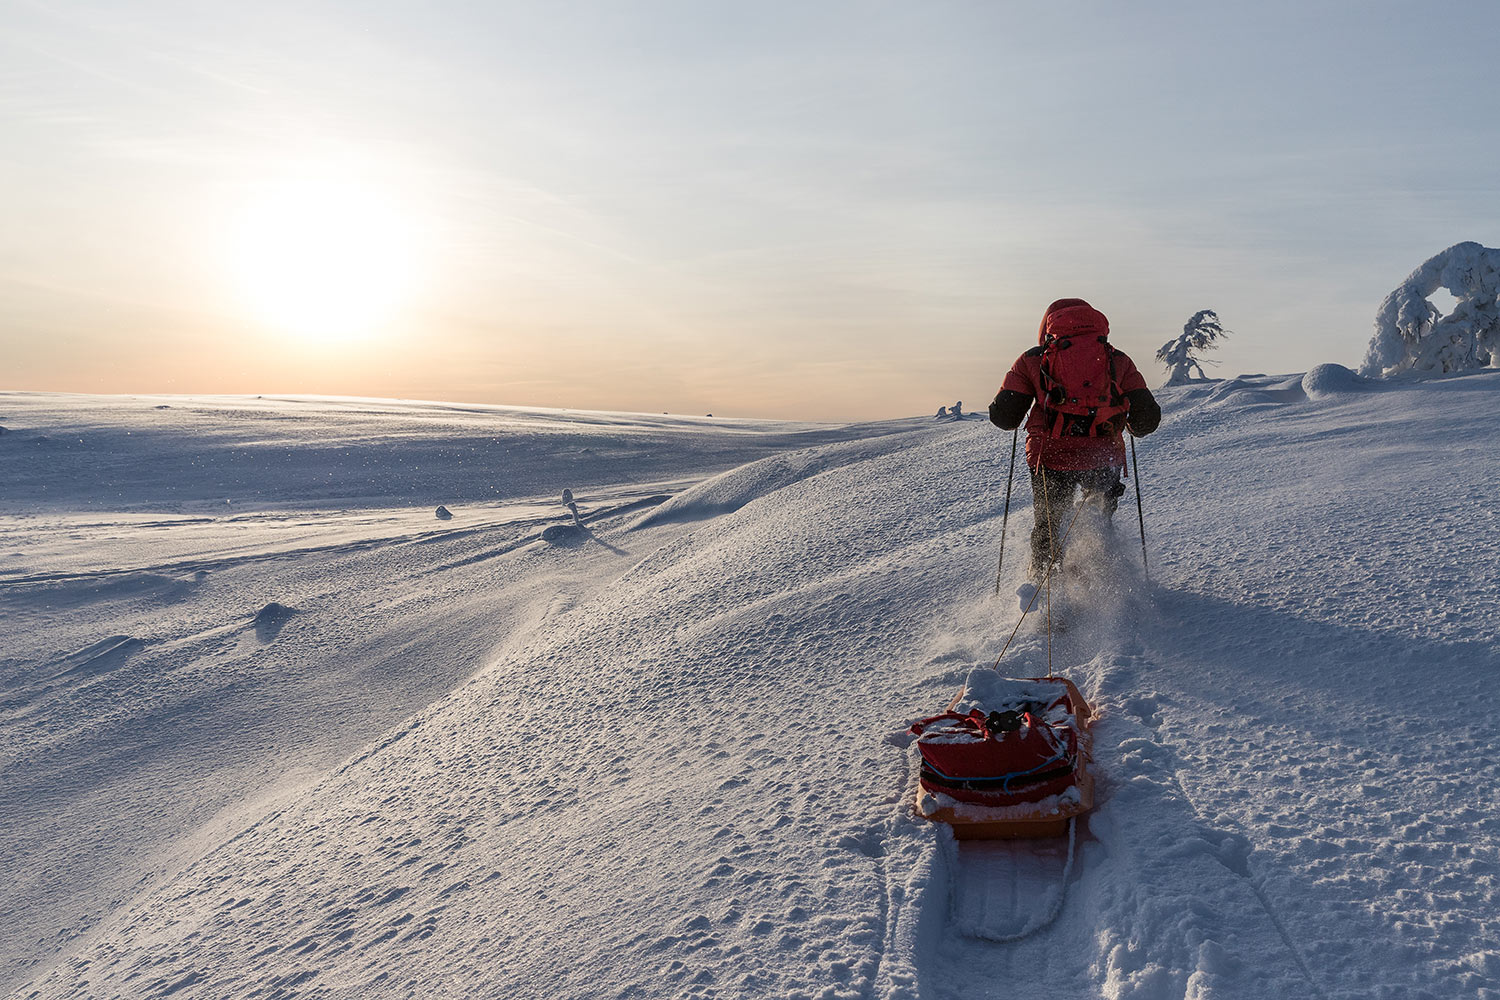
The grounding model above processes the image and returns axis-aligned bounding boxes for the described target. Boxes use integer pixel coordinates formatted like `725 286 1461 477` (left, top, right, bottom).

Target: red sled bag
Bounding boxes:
909 705 1078 807
910 675 1094 839
1036 302 1129 438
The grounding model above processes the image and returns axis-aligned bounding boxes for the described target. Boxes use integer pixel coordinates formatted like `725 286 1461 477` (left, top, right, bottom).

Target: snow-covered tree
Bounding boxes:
1156 310 1228 384
1360 241 1500 377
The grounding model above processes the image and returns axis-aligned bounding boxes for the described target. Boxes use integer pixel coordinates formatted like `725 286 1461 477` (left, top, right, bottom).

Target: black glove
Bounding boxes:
988 390 1031 431
1124 388 1161 436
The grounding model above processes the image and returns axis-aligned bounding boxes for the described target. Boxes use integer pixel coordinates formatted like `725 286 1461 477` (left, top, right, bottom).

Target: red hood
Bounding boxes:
1038 298 1109 344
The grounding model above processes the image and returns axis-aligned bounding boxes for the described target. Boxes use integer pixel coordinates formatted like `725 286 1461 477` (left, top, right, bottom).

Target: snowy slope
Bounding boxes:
3 373 1498 1000
0 393 915 996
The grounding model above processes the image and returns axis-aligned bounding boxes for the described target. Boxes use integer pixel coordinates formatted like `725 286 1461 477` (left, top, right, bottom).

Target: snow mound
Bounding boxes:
253 601 295 623
252 601 296 641
1152 374 1308 414
541 523 583 543
1201 374 1306 407
1301 363 1375 399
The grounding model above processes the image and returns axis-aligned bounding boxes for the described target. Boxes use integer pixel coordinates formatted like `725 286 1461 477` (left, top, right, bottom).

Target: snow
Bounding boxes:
951 672 1072 718
1300 362 1375 400
2 374 1499 999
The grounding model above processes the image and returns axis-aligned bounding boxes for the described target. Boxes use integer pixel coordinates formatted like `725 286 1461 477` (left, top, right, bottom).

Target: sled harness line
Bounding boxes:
990 473 1082 676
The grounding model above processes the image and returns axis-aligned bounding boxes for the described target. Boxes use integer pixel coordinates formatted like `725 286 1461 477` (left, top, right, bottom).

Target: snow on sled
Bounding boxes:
909 671 1094 841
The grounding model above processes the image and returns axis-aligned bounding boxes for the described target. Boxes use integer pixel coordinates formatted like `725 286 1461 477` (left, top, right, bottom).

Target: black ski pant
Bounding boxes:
1029 465 1125 573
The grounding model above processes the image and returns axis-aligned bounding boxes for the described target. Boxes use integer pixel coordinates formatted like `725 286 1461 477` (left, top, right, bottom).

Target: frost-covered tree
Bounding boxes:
1156 310 1228 384
1360 241 1500 377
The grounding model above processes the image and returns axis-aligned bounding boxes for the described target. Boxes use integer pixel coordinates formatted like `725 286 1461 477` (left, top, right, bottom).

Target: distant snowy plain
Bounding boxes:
1 373 1496 1000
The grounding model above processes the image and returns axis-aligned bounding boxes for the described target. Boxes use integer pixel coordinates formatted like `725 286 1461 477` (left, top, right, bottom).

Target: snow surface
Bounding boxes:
2 376 1498 999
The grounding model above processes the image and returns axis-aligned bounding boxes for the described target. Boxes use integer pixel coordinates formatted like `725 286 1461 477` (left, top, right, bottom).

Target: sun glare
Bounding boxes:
230 176 422 343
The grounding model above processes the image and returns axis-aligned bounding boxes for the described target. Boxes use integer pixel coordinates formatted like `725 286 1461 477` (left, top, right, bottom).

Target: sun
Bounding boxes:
230 176 422 343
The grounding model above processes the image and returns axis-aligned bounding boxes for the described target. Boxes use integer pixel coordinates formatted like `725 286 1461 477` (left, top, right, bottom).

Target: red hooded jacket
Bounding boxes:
999 299 1150 471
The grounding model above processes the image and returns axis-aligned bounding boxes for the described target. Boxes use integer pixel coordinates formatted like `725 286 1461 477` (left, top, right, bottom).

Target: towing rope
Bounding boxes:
991 485 1082 672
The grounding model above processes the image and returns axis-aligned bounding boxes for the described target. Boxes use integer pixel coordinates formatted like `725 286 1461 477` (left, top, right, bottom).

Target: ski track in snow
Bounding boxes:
2 375 1498 999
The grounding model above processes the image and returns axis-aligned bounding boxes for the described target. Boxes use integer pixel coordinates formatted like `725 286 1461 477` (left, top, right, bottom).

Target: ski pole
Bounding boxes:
993 429 1018 595
1130 434 1149 582
1041 465 1055 677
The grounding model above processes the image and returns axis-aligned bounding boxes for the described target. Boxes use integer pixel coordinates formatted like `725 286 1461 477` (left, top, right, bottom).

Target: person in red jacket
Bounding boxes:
988 298 1161 577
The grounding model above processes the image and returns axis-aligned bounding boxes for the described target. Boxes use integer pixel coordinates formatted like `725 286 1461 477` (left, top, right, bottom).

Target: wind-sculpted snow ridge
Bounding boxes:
7 376 1500 999
631 428 930 528
1197 373 1306 407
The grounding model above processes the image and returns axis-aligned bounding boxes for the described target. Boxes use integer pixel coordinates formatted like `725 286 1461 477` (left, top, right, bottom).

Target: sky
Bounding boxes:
3 0 1498 420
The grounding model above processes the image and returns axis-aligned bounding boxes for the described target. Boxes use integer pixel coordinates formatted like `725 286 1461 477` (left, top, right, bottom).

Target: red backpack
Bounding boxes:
1036 301 1129 438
